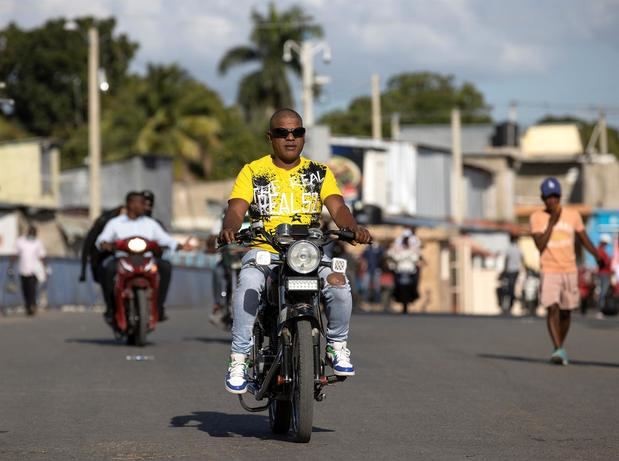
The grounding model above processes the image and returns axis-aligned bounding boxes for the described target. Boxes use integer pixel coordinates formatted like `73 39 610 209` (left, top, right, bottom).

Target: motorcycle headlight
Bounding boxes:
128 237 147 253
287 241 320 274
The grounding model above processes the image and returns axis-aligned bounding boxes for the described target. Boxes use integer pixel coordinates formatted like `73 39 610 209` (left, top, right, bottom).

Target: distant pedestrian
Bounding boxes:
361 242 384 303
9 225 47 316
498 234 523 315
387 234 422 314
596 234 613 313
529 178 602 366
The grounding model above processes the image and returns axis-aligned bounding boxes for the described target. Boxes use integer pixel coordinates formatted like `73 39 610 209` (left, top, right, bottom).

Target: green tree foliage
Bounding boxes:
218 2 322 123
538 115 619 157
0 17 137 138
0 17 265 179
320 72 492 137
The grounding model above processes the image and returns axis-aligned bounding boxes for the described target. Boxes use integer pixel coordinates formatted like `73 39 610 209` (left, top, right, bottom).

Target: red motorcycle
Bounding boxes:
113 237 160 346
578 266 597 315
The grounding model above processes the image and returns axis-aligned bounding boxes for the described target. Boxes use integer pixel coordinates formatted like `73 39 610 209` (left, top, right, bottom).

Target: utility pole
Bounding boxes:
371 74 382 140
451 107 463 224
508 101 518 147
599 109 608 154
88 26 101 221
283 40 331 127
391 112 401 141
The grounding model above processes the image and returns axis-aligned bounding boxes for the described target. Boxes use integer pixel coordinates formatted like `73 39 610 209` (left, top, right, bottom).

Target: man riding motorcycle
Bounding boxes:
80 190 173 320
96 191 189 323
219 108 372 394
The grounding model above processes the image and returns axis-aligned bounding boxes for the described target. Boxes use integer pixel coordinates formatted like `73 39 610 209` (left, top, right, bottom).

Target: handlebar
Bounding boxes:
218 226 367 250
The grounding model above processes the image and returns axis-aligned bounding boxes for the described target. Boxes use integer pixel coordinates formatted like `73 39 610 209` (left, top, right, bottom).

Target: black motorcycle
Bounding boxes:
228 222 356 443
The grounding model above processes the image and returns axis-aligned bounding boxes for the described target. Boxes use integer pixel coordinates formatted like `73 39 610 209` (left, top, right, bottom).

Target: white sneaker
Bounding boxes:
326 342 355 376
225 353 248 394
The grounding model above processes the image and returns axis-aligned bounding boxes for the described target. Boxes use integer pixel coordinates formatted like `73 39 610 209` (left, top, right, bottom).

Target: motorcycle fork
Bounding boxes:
312 328 321 382
281 327 292 385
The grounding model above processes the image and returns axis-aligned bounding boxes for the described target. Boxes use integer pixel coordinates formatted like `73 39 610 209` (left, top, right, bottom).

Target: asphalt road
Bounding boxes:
1 308 618 461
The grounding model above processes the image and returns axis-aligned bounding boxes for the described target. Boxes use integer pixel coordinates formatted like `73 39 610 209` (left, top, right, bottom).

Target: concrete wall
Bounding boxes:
416 147 451 219
514 161 582 206
60 155 173 228
0 139 60 208
583 161 619 209
464 155 515 221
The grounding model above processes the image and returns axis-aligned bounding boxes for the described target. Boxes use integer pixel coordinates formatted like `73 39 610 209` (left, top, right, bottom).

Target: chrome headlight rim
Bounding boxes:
286 240 321 274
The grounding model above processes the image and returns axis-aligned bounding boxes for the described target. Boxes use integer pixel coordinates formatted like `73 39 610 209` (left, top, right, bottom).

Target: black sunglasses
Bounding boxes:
270 127 306 139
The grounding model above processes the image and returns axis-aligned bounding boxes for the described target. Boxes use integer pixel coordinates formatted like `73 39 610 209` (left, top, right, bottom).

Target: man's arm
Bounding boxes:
532 211 560 253
323 195 371 244
577 231 603 266
219 199 250 244
95 220 117 252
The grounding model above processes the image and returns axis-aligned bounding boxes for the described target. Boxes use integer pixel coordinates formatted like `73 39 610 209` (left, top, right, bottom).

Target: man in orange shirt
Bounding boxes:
530 177 602 365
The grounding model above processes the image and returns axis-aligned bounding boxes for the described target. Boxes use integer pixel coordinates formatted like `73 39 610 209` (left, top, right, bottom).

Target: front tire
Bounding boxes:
291 320 314 443
269 399 292 434
134 289 149 347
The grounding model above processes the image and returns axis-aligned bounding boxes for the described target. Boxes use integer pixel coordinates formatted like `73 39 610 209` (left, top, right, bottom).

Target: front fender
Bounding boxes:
279 303 322 333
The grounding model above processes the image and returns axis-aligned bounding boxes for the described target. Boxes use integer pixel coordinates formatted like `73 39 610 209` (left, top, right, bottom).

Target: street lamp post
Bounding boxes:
283 40 331 127
65 20 103 221
87 26 101 221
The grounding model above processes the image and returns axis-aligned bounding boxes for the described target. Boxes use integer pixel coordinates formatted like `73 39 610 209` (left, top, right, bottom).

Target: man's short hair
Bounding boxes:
269 108 303 130
125 191 143 204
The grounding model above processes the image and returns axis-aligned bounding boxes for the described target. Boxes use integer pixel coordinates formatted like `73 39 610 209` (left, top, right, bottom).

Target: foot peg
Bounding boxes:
318 375 347 385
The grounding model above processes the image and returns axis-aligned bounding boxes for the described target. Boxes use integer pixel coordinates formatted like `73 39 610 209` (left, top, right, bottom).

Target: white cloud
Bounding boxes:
0 0 617 114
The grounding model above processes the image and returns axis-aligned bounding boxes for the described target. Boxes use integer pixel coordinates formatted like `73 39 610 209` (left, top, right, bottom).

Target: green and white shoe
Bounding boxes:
326 342 355 376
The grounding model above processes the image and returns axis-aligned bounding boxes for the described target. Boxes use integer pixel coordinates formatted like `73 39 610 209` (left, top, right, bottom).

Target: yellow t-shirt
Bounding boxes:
529 208 584 273
229 155 342 252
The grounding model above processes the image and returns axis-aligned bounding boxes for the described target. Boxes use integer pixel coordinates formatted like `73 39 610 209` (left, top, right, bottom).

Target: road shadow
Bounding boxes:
64 338 147 347
170 411 334 440
184 336 232 345
479 353 619 369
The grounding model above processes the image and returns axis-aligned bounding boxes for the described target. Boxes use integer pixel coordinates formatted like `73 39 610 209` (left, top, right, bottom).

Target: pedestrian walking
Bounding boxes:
596 234 613 314
529 178 602 365
497 234 523 315
9 225 47 316
361 242 384 304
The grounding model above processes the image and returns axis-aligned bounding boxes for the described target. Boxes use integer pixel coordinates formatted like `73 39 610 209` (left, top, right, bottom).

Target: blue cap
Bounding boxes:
540 177 561 198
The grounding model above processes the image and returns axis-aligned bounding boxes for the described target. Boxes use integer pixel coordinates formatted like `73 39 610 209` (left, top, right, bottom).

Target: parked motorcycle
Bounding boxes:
112 237 161 346
601 279 619 316
521 268 540 316
227 222 358 443
578 267 597 315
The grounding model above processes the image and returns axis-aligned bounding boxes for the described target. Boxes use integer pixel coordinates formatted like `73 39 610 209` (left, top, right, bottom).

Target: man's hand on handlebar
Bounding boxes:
351 226 372 245
218 228 237 246
99 242 114 252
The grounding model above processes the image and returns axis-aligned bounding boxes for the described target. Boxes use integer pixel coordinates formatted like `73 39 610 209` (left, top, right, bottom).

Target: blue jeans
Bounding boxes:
598 274 611 311
231 249 353 355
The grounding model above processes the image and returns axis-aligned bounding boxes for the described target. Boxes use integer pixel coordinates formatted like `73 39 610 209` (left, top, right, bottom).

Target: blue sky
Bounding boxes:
1 0 618 126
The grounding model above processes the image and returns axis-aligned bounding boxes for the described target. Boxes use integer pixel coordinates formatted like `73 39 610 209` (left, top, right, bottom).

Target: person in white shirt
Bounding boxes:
10 225 47 316
96 191 188 323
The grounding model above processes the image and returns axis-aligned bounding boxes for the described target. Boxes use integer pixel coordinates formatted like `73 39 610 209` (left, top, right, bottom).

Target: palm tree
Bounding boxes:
132 65 224 179
218 2 322 122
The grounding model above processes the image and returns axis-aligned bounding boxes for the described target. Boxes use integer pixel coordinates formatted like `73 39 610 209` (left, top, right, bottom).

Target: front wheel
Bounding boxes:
269 399 292 434
134 289 149 347
291 320 314 443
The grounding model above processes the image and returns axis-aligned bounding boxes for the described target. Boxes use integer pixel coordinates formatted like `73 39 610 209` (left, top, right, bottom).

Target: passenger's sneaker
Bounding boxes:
326 342 355 376
550 348 569 366
225 353 249 394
